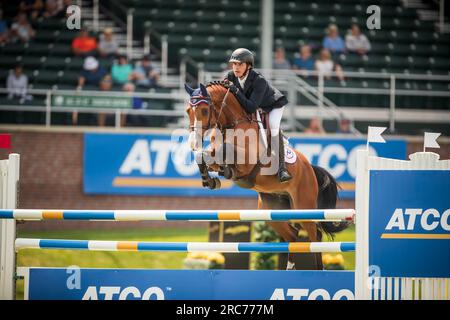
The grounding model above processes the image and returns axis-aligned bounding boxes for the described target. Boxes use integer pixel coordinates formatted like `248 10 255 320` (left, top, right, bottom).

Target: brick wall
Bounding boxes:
1 127 448 230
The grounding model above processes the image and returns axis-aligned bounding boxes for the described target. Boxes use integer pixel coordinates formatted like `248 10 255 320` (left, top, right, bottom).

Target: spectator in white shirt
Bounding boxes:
7 64 32 103
98 27 119 58
315 49 345 82
345 24 371 56
10 13 35 43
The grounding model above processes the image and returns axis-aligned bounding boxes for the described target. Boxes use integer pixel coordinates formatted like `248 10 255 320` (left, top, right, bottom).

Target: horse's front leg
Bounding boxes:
215 142 237 180
196 153 221 190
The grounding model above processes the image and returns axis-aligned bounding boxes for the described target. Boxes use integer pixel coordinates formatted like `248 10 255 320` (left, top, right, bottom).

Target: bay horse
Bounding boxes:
184 81 344 270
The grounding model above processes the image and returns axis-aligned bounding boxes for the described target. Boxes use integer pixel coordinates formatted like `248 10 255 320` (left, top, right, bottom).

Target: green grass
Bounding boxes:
15 225 355 299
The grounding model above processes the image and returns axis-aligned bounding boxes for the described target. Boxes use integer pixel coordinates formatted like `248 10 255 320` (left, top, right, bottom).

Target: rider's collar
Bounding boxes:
238 71 249 88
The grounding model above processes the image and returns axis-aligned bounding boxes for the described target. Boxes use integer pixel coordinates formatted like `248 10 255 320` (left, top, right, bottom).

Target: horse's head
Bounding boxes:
184 83 215 151
185 81 246 152
185 83 212 128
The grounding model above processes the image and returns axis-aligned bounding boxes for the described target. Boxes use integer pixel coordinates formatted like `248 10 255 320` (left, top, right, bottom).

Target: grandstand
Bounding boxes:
0 0 449 134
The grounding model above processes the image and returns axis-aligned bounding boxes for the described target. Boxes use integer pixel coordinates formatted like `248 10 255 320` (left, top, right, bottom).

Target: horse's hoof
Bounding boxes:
209 178 221 189
202 180 208 187
223 166 233 179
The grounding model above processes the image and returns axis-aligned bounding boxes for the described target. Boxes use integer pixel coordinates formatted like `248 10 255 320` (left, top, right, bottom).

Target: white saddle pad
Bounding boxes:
285 146 297 164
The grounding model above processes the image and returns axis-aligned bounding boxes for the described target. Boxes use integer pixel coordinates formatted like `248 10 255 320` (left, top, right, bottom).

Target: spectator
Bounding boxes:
0 10 10 44
123 83 148 127
19 0 44 20
74 56 108 124
98 27 119 58
72 28 97 57
130 54 160 88
273 47 291 70
304 117 325 134
345 24 371 56
10 13 35 43
292 45 315 76
111 54 133 85
42 0 62 19
6 64 32 103
323 24 345 55
97 75 113 126
77 56 107 89
315 49 345 82
336 118 353 134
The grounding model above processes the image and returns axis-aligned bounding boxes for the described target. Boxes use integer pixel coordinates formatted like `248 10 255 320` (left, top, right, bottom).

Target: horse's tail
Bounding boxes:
312 165 350 240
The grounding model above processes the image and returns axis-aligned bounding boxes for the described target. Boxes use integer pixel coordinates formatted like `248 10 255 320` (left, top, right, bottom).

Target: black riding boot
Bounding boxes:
277 133 292 183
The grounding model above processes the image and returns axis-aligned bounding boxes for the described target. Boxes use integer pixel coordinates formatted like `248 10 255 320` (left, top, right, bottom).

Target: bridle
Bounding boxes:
188 83 254 134
187 82 264 181
188 94 214 131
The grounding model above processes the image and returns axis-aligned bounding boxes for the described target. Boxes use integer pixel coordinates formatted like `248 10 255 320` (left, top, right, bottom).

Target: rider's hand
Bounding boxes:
228 83 239 94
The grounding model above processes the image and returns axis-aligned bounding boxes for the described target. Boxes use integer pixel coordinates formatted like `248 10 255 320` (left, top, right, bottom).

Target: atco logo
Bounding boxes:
270 288 354 300
119 139 198 176
385 208 450 232
82 286 165 300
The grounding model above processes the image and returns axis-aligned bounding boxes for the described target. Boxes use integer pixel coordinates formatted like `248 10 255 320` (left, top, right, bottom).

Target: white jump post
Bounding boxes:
0 153 20 300
355 149 450 300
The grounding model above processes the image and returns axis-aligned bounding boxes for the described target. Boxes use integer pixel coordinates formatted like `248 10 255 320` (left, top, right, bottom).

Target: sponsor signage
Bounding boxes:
25 268 355 300
368 170 450 278
84 133 406 198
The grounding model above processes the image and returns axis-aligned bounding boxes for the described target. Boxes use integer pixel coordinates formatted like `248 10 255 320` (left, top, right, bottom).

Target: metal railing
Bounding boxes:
0 88 186 129
203 69 450 132
1 69 449 131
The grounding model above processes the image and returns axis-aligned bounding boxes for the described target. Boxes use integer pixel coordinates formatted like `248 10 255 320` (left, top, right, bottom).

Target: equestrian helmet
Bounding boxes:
229 48 254 66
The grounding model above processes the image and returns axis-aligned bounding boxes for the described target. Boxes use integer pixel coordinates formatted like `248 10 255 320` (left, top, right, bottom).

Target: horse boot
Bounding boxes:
277 133 292 183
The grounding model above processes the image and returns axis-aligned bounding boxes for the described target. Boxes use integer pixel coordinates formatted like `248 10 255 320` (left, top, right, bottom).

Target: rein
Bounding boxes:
206 82 254 132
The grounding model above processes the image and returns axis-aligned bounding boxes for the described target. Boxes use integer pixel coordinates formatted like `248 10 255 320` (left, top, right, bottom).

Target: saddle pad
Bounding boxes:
285 146 297 164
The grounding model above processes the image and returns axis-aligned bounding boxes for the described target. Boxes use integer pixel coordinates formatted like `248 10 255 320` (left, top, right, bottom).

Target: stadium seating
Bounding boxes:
0 0 448 128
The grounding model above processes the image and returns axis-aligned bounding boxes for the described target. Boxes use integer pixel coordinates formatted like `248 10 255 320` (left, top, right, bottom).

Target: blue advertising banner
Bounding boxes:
84 133 406 198
26 268 355 300
368 170 450 278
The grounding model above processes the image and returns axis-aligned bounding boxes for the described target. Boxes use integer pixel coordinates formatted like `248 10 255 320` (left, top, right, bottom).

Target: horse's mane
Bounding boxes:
205 80 229 89
205 81 229 98
205 81 240 109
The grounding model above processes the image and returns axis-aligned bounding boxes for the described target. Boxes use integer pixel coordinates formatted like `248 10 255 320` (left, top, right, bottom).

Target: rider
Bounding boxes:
224 48 292 183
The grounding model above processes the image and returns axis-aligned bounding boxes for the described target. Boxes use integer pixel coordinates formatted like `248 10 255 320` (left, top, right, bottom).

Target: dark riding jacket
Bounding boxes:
225 69 288 114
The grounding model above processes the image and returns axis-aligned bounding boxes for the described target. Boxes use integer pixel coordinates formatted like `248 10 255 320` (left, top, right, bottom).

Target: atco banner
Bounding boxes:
83 133 406 198
368 170 450 278
24 268 355 300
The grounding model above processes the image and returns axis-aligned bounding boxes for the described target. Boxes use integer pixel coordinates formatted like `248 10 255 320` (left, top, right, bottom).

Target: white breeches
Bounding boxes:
268 106 285 136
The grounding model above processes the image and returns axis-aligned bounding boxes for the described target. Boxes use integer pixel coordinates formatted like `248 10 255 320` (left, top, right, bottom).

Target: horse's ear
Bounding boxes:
199 83 208 97
184 83 194 95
